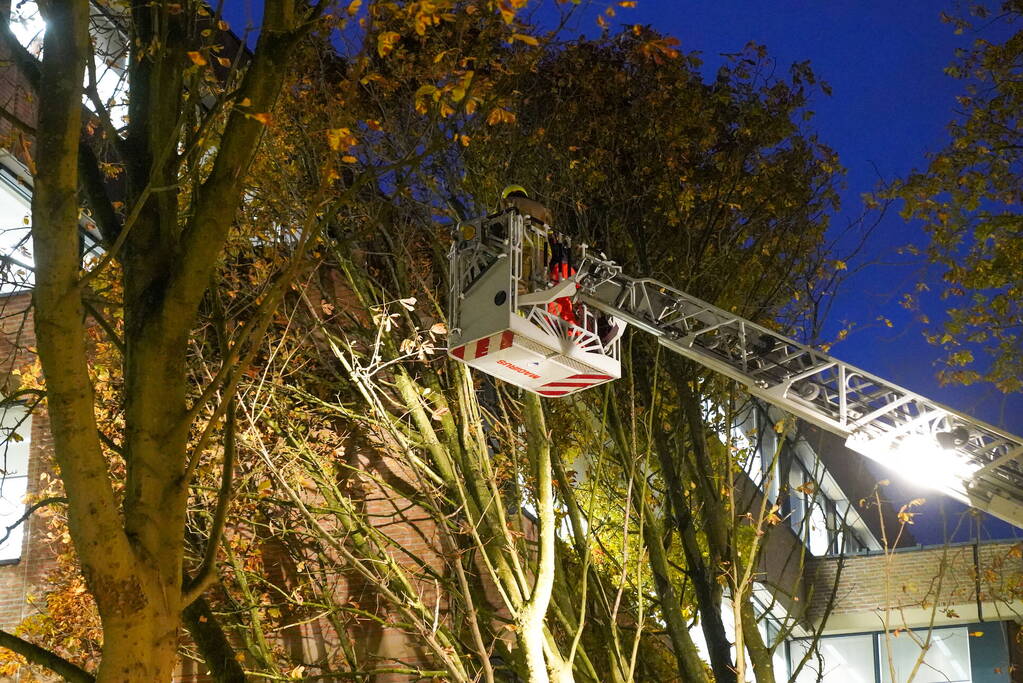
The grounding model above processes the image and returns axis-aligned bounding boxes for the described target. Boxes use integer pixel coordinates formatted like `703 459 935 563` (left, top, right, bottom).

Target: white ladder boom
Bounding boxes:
573 250 1023 528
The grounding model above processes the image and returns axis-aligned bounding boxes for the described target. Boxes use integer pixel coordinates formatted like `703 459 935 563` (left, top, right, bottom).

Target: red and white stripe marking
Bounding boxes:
536 373 612 397
451 332 612 397
450 330 514 361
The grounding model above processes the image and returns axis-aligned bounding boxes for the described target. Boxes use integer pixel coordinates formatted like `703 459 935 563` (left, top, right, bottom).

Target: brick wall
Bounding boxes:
0 17 38 169
0 293 59 633
806 540 1023 630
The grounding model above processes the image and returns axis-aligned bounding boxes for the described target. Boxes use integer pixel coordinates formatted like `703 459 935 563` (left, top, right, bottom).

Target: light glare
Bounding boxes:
845 433 979 495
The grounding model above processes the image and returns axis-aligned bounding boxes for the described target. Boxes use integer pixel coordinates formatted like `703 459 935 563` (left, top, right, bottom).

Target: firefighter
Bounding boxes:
499 186 581 330
546 232 579 328
500 184 553 225
500 185 551 293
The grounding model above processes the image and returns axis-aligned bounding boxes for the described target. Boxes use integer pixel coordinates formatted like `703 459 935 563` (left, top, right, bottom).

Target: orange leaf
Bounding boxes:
326 127 357 151
497 0 515 23
187 51 207 66
377 31 400 57
341 155 358 163
251 112 272 126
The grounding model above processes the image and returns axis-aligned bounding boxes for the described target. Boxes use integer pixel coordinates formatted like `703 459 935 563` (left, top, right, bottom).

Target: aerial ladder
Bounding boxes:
447 207 1023 529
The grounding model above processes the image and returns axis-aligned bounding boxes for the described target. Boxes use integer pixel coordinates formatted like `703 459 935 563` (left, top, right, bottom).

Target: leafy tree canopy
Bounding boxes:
892 1 1023 392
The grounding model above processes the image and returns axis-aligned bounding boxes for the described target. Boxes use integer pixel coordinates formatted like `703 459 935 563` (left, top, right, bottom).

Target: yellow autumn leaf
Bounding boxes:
415 84 438 99
511 33 539 46
217 56 232 67
187 51 207 66
326 127 357 151
497 0 515 23
377 31 401 57
347 0 362 15
486 107 516 125
341 155 358 163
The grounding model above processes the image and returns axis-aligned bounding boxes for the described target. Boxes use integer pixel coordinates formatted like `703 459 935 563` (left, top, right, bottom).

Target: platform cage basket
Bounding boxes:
446 209 622 397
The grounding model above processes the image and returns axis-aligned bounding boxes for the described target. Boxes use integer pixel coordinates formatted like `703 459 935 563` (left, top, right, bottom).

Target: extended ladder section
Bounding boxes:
573 251 1023 528
448 209 1023 528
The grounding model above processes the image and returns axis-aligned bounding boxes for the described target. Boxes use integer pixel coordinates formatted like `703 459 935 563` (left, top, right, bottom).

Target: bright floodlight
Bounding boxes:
844 432 979 496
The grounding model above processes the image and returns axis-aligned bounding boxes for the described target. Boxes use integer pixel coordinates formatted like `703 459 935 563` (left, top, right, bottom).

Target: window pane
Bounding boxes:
788 463 806 533
0 475 27 561
791 635 876 683
0 406 31 476
879 628 971 683
808 501 830 556
0 407 31 562
0 174 33 293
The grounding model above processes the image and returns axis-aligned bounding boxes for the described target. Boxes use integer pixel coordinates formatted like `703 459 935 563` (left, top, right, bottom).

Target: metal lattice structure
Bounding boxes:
572 250 1023 528
447 209 1023 527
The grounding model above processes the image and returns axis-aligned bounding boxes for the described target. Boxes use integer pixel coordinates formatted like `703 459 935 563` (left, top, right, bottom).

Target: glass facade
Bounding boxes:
790 633 876 683
790 627 976 683
879 628 971 683
0 405 31 562
744 403 870 556
0 165 33 294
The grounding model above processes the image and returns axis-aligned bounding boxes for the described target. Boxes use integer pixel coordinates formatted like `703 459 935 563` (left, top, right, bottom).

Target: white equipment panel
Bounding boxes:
447 210 621 398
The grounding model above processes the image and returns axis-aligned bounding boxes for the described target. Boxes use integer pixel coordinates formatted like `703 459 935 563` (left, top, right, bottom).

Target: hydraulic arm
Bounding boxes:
448 209 1023 527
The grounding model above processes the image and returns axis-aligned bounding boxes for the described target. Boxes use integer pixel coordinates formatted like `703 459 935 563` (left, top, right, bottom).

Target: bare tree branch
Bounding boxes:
0 630 94 683
0 496 66 546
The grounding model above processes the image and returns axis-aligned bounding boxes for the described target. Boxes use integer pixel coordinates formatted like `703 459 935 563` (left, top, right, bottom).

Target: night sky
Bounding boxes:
226 1 1023 541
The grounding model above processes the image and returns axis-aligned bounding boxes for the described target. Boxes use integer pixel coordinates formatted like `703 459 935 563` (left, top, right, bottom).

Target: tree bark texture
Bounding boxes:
26 1 310 679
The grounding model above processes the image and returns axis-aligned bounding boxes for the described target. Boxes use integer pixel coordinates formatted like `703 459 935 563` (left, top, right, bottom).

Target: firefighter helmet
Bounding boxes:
501 184 529 200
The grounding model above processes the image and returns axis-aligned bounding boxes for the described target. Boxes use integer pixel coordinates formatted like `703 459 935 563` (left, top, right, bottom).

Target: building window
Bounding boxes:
0 164 33 294
0 405 31 562
807 498 830 556
790 628 975 683
790 633 877 683
879 627 971 683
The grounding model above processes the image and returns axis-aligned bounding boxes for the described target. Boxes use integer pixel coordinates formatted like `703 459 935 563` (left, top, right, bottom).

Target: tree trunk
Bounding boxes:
651 425 737 683
30 2 178 679
183 597 248 683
